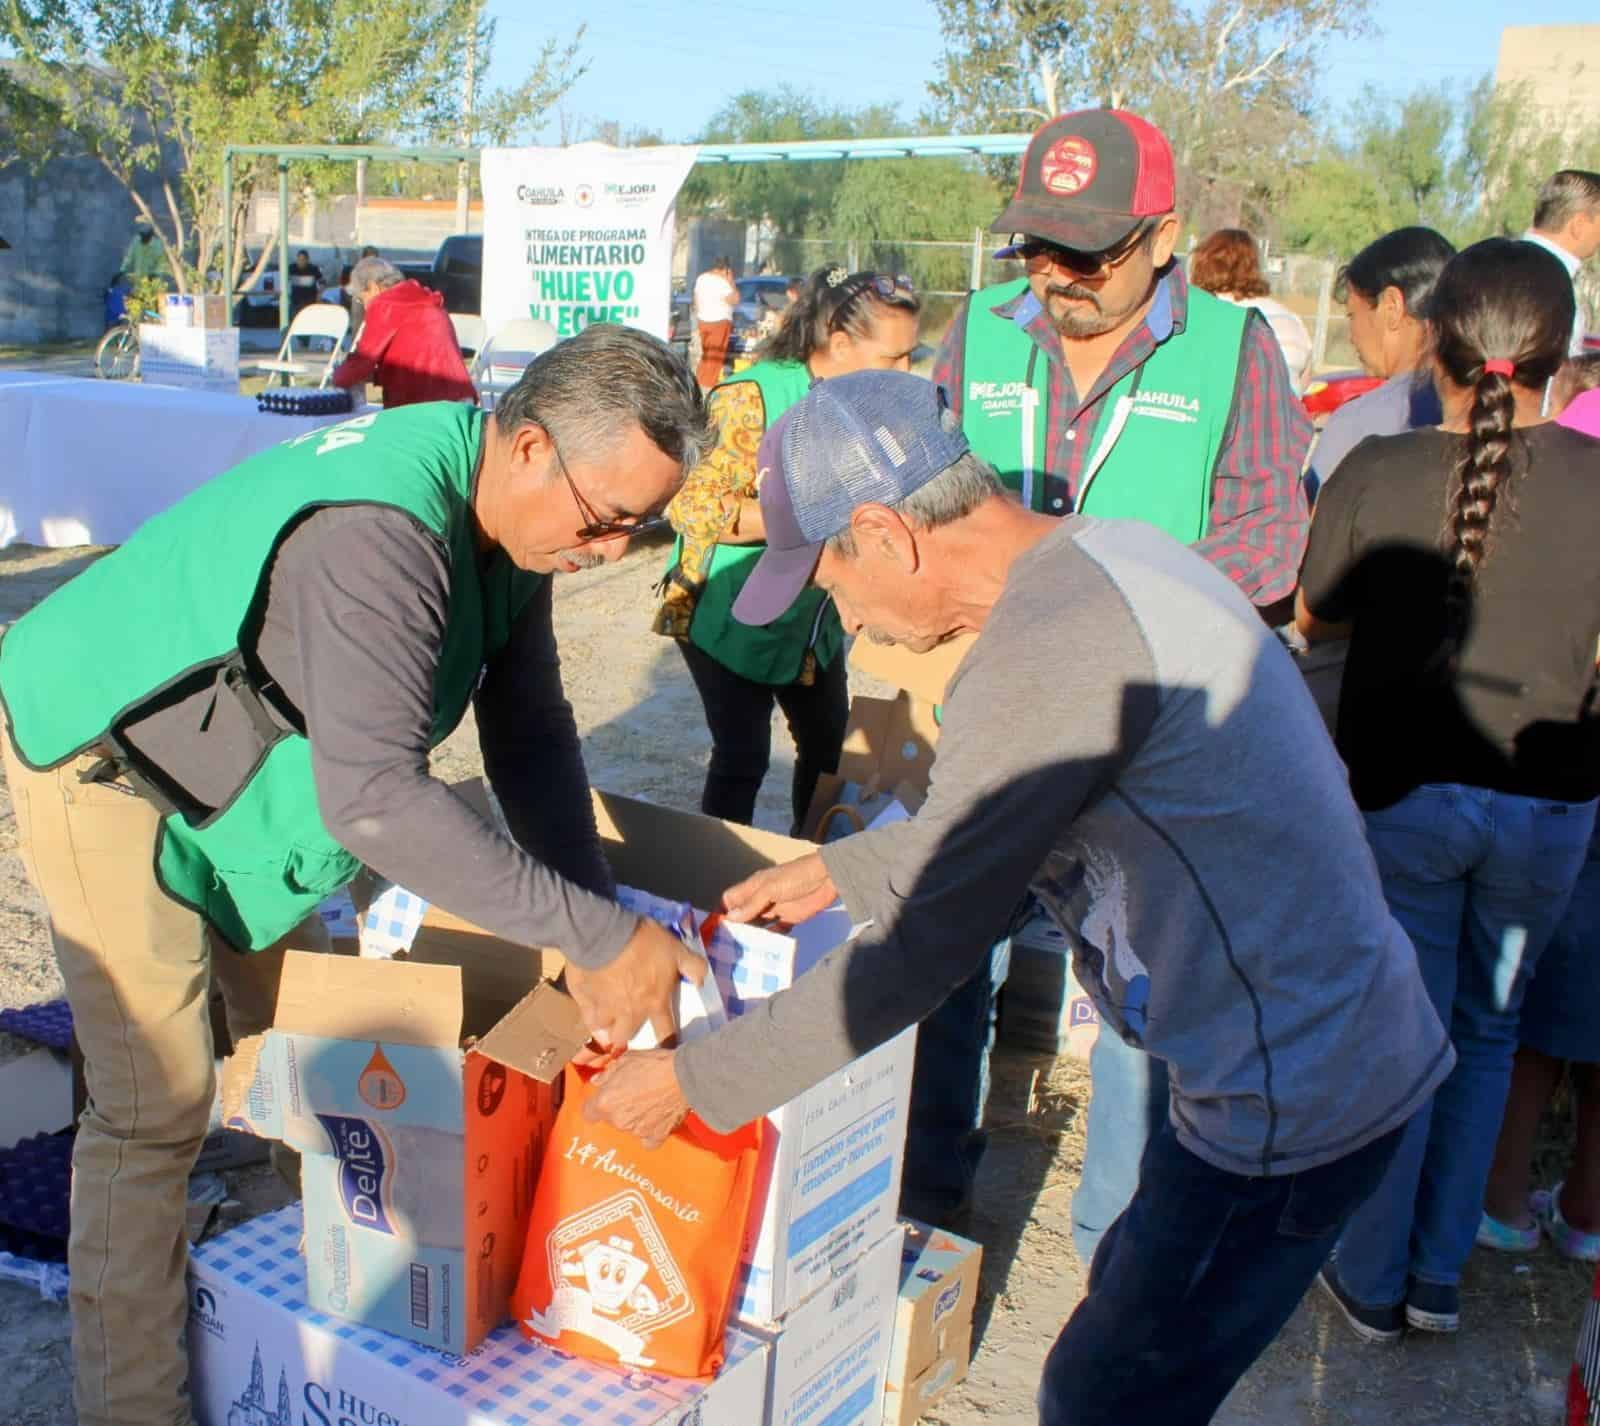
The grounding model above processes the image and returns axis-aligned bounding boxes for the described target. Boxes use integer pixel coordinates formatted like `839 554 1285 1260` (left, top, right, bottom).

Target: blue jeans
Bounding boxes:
901 937 1011 1222
1041 1119 1404 1426
1334 784 1596 1309
1071 1028 1169 1262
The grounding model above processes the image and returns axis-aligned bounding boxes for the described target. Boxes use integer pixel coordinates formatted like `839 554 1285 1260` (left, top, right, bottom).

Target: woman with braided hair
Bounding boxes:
1296 237 1600 1343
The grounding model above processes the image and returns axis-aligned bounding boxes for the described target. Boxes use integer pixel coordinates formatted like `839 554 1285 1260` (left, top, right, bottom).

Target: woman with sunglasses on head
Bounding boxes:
1298 238 1600 1342
653 265 921 831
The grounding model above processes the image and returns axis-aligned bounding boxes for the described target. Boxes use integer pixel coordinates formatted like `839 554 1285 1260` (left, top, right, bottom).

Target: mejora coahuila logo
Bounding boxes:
315 1114 395 1234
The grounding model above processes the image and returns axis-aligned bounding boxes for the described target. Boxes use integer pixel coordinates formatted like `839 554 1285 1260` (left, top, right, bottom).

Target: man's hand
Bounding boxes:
584 1049 689 1150
565 918 706 1051
722 852 837 927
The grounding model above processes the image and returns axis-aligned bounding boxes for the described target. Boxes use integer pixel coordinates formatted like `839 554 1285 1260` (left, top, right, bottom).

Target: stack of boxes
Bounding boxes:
140 294 239 393
190 780 982 1426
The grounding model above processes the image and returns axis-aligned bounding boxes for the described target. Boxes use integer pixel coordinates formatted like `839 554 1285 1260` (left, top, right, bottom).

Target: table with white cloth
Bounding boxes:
0 373 346 548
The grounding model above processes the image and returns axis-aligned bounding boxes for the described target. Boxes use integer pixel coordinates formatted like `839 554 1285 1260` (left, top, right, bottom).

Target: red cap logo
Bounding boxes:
1040 136 1098 197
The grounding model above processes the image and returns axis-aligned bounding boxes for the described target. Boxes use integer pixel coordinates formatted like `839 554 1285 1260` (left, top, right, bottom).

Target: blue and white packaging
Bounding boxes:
746 1226 902 1426
186 1206 770 1426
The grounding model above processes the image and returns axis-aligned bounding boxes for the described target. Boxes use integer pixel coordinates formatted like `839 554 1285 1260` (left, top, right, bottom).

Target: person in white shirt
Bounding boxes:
1189 228 1314 391
691 257 740 389
1524 170 1600 357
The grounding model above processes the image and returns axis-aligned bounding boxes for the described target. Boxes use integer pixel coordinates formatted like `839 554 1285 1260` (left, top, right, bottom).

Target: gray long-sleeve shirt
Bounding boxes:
677 516 1453 1177
120 503 637 967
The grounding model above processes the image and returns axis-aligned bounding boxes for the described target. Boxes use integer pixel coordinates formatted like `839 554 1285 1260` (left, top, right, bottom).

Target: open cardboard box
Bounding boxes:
221 922 574 1354
224 785 913 1345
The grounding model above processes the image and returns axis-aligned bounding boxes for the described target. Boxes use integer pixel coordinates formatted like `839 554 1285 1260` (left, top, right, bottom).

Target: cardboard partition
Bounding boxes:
836 693 939 802
187 1205 770 1426
883 1219 983 1426
848 632 975 706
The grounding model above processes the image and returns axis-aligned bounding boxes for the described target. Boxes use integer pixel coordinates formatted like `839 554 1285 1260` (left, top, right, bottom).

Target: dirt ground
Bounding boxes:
0 539 1588 1426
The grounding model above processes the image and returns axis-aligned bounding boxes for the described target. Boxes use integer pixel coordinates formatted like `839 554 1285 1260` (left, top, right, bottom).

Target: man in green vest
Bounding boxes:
0 323 712 1426
918 109 1313 1255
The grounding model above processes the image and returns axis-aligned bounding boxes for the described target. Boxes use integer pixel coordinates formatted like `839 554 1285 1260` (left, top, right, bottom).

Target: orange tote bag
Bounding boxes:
512 1063 763 1379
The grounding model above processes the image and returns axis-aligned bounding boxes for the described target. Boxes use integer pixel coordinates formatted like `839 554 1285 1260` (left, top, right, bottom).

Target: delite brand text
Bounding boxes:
316 1115 395 1235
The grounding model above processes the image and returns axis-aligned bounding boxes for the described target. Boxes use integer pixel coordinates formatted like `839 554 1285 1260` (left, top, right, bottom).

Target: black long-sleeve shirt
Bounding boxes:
120 504 638 966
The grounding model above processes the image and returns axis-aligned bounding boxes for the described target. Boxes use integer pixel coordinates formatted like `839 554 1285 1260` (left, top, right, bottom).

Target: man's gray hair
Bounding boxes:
348 256 403 293
493 323 713 477
1533 170 1600 233
826 451 1001 556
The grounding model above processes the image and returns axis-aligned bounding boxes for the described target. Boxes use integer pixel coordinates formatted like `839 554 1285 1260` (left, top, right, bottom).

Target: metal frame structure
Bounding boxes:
221 134 1030 326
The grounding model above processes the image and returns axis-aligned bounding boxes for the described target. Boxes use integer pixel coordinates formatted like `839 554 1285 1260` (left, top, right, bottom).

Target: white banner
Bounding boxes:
479 143 699 344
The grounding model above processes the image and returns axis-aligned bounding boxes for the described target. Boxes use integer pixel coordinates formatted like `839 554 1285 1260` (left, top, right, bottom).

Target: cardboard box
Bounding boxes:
748 1226 902 1426
801 693 938 841
138 323 240 393
222 934 581 1353
1000 911 1099 1060
882 1220 982 1426
592 792 917 1328
186 1205 770 1426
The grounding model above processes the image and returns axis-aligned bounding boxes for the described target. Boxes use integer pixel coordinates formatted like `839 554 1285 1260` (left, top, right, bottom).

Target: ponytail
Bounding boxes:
759 266 838 364
1444 361 1517 630
1428 238 1573 630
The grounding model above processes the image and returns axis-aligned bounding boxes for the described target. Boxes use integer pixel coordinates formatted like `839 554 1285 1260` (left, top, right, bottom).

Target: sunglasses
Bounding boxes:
1012 222 1156 277
825 271 917 329
546 425 668 544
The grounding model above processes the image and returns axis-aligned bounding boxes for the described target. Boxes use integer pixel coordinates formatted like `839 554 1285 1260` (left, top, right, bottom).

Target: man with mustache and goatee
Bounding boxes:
914 109 1313 1260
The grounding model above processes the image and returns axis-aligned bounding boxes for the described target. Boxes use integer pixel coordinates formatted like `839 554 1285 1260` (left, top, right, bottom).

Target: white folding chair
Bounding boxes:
449 312 487 360
242 303 351 388
471 318 560 408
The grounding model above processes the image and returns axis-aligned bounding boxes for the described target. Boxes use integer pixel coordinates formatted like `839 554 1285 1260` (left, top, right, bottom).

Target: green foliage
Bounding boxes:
1281 78 1600 259
925 0 1375 224
0 1 584 293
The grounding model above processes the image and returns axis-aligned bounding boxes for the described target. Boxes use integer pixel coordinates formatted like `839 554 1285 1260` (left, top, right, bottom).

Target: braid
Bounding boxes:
1444 365 1516 635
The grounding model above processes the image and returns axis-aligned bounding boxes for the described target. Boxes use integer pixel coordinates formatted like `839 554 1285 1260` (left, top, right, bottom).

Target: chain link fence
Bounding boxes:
765 234 1358 377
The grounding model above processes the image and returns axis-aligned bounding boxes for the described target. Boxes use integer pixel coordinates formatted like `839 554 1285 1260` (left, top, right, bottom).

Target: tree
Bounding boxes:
680 87 905 238
1 2 584 294
1278 78 1600 258
926 0 1374 227
828 157 1004 290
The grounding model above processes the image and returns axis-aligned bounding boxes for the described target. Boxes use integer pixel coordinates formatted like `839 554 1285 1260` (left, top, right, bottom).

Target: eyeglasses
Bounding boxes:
825 271 917 330
1012 222 1156 277
546 425 667 544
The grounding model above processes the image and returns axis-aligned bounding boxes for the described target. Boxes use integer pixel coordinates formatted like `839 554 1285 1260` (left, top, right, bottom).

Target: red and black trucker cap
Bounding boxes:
992 109 1176 254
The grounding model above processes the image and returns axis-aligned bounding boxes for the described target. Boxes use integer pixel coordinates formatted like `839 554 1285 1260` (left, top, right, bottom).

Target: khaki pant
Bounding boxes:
1 740 328 1426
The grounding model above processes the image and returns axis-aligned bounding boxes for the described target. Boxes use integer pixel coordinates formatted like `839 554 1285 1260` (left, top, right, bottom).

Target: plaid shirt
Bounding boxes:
932 268 1313 605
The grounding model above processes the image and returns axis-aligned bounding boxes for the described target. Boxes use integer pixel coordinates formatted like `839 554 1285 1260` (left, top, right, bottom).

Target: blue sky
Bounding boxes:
485 1 1595 144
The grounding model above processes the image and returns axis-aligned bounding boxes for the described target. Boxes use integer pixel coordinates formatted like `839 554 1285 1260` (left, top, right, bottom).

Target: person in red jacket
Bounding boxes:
332 256 478 407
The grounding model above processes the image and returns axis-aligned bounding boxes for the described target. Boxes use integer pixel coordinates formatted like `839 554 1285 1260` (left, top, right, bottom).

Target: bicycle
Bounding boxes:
94 315 143 380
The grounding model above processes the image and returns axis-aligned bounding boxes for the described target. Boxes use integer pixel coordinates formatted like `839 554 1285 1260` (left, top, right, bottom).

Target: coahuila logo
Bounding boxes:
515 183 566 206
316 1113 395 1235
1132 389 1201 424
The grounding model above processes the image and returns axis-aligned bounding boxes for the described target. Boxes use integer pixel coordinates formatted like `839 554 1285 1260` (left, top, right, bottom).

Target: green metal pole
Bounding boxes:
277 161 290 330
221 151 233 315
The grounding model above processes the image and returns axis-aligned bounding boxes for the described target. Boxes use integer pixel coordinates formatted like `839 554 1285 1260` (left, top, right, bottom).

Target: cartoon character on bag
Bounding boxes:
524 1189 695 1368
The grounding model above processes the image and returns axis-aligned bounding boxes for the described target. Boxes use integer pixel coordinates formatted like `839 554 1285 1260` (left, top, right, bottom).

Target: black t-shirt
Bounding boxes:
1300 422 1600 810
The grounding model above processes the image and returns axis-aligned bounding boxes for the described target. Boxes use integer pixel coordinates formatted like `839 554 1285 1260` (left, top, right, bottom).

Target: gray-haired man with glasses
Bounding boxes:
0 322 710 1426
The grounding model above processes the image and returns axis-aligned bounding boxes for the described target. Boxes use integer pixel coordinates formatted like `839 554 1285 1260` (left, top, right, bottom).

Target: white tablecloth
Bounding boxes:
0 375 341 547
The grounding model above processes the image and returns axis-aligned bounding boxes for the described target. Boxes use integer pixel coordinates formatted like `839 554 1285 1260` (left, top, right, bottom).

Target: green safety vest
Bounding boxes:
671 359 844 684
958 278 1250 542
0 403 541 951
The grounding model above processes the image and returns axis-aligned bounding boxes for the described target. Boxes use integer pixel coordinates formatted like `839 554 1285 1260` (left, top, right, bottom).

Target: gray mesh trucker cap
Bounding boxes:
731 371 971 627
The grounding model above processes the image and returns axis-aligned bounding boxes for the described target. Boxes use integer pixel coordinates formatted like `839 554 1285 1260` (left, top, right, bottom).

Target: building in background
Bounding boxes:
1495 25 1600 139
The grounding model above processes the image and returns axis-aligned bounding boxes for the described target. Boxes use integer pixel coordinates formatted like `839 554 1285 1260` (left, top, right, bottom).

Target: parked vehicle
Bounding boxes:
668 274 797 361
395 235 483 314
